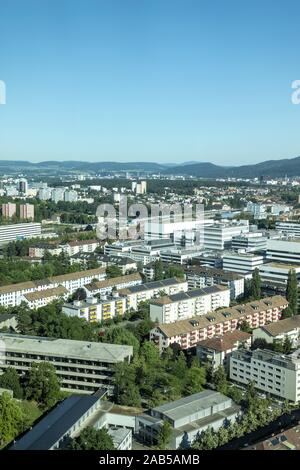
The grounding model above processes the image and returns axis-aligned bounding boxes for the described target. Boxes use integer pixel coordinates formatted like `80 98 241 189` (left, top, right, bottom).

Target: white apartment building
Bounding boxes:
62 295 127 323
62 239 99 257
150 296 288 351
84 272 142 297
203 222 249 251
0 223 42 246
185 266 244 299
150 285 230 324
118 277 188 311
266 239 300 264
22 286 69 309
230 348 300 403
0 267 106 308
222 252 265 275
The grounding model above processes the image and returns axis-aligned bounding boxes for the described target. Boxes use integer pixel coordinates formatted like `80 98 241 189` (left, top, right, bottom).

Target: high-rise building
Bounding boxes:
38 188 52 201
64 190 78 202
19 203 35 221
18 178 28 195
2 203 17 219
51 188 65 203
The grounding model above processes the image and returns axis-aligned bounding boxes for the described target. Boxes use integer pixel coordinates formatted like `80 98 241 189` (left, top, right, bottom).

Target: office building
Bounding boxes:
0 333 133 395
266 239 300 264
149 285 230 324
18 178 28 195
231 233 267 252
229 348 300 403
203 222 249 251
0 223 41 246
223 252 264 275
275 221 300 238
258 262 300 285
136 391 241 449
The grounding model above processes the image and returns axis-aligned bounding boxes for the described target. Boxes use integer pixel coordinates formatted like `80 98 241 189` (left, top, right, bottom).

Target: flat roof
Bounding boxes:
0 333 133 363
10 394 104 450
152 390 230 421
150 284 229 306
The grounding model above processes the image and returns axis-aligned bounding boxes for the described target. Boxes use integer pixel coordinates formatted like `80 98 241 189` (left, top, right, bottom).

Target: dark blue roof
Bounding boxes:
10 394 103 450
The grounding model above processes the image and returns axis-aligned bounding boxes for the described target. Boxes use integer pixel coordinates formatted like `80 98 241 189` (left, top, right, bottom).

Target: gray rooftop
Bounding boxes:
0 333 133 363
152 390 230 422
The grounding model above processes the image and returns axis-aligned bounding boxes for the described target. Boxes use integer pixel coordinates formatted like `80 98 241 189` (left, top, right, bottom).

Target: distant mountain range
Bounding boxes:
0 156 300 178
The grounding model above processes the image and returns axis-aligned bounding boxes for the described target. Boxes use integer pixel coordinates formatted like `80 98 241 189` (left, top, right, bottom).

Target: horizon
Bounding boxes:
1 0 300 164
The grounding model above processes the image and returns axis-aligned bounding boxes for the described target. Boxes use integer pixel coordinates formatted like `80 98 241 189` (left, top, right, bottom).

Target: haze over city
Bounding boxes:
1 0 300 164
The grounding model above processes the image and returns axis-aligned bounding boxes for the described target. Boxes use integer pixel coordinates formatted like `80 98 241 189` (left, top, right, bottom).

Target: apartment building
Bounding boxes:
2 203 16 219
203 222 249 251
185 266 244 299
19 204 34 221
150 296 288 351
118 277 188 311
22 286 69 309
62 295 127 323
136 390 241 449
0 223 41 246
62 239 99 257
149 285 230 324
0 333 133 395
29 242 62 258
222 252 265 275
196 330 251 370
84 272 142 297
252 315 300 348
229 348 300 403
0 267 106 308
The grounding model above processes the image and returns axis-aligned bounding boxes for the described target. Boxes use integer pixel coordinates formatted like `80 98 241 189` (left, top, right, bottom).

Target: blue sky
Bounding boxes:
0 0 300 165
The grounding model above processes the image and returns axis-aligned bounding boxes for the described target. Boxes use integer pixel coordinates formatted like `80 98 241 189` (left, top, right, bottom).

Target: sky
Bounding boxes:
0 0 300 165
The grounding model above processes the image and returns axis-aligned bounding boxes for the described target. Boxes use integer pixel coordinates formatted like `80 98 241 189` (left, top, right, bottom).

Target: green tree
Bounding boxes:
156 420 172 450
113 362 141 407
193 427 218 450
286 269 298 315
0 368 23 399
24 362 61 408
154 260 164 281
102 327 140 355
184 365 206 396
250 268 261 300
106 265 122 279
68 427 115 450
212 366 228 395
0 392 24 446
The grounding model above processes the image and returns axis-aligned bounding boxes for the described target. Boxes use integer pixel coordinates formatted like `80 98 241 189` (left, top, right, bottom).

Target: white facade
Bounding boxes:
150 285 230 324
62 295 127 322
0 223 41 246
230 348 300 403
223 252 264 274
203 222 249 251
266 239 300 264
